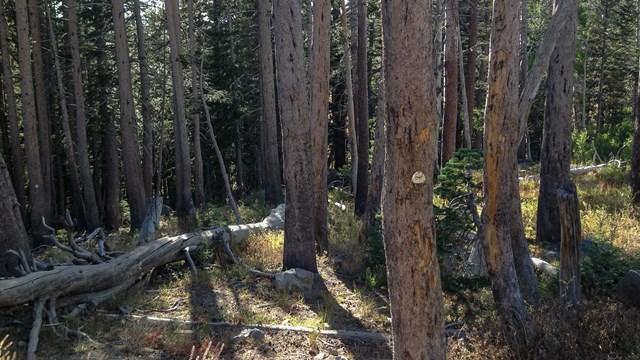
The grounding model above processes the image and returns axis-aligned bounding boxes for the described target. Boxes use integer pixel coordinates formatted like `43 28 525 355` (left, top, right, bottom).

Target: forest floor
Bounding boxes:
2 164 640 359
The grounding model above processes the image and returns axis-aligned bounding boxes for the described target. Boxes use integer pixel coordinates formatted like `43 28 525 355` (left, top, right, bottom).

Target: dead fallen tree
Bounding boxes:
0 204 285 308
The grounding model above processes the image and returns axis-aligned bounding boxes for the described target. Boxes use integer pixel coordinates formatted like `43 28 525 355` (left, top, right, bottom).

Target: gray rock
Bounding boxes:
274 268 325 301
616 270 640 307
544 250 560 261
232 328 265 342
262 204 285 229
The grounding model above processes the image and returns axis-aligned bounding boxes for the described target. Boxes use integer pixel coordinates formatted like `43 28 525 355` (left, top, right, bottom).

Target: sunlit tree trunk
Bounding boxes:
112 0 147 230
482 0 533 346
310 0 330 252
381 0 445 356
340 0 357 194
273 0 317 272
256 0 282 205
165 0 196 228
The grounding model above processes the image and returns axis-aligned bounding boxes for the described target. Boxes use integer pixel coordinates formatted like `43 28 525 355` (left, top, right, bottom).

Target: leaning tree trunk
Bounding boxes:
482 0 533 347
16 0 47 244
273 0 317 273
0 0 26 220
310 0 330 252
381 0 445 357
112 0 147 230
256 0 282 205
354 0 369 217
0 152 31 278
536 0 577 244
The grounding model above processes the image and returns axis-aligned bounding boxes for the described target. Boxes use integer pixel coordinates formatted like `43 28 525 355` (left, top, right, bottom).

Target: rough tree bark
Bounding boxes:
68 0 101 230
340 0 357 194
557 181 582 304
381 0 445 357
536 0 577 244
442 0 459 166
166 0 196 229
0 0 26 220
273 0 317 273
630 0 640 206
188 0 205 208
112 0 147 230
28 0 54 220
47 3 86 230
256 0 282 205
354 0 369 216
310 0 330 252
16 0 47 243
0 152 31 278
465 0 479 147
363 71 385 238
133 0 154 197
482 0 533 346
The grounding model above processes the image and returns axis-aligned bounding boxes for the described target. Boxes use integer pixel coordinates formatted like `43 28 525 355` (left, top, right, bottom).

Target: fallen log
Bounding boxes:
0 204 286 308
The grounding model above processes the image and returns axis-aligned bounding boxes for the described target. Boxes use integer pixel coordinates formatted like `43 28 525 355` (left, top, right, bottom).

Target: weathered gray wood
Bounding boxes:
137 197 164 245
557 181 582 303
0 206 286 308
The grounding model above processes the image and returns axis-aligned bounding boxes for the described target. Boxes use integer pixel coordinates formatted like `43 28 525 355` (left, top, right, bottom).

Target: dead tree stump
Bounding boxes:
557 181 582 303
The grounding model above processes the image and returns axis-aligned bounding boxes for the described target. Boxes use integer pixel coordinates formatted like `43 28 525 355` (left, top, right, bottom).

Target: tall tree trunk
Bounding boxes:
363 71 385 238
595 8 608 133
466 0 478 147
340 0 357 196
93 21 120 231
442 0 459 166
112 0 147 230
16 0 47 244
630 0 640 206
536 0 577 244
133 0 154 197
47 2 86 230
0 152 31 278
310 0 330 252
0 0 26 220
458 30 472 148
273 0 317 273
434 0 444 160
67 0 100 230
256 0 282 205
28 0 53 220
165 0 196 229
517 0 531 161
482 0 533 346
381 0 445 356
353 0 369 216
187 0 205 208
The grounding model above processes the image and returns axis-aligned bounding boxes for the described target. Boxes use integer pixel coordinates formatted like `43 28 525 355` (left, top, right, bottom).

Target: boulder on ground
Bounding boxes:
275 268 325 301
